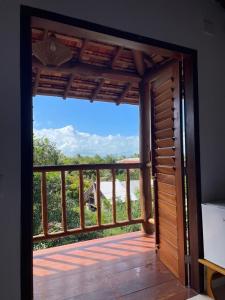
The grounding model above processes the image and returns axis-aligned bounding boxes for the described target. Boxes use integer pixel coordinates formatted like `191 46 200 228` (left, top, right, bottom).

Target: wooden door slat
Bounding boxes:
156 165 175 175
155 128 174 139
155 108 174 122
156 156 175 166
155 98 173 114
156 138 174 148
155 147 175 157
155 118 174 131
158 181 176 195
157 173 176 185
158 191 176 204
153 79 174 97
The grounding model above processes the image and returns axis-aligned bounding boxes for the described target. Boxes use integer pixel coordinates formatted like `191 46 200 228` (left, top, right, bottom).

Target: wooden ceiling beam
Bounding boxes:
63 73 76 99
33 60 141 84
33 68 41 96
91 79 104 102
143 58 176 83
133 50 145 76
117 82 132 105
78 39 89 62
111 46 123 68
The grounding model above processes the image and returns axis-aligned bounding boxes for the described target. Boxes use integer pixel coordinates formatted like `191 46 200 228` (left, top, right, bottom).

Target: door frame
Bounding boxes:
20 6 203 299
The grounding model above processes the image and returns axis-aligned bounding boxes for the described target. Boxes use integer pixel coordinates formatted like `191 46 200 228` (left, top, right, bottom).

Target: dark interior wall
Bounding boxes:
0 0 225 298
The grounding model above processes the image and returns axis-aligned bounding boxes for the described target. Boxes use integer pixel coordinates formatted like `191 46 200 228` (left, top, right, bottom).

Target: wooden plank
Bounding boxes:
112 169 116 224
156 156 175 165
155 118 174 131
133 50 145 76
78 39 89 61
153 79 174 97
159 216 177 235
156 165 175 175
33 218 144 242
159 230 178 251
153 78 174 93
156 138 174 148
172 61 186 284
160 224 178 248
96 169 101 226
111 46 123 68
157 173 176 185
160 240 179 260
61 171 67 233
33 60 141 84
155 128 174 139
154 87 173 103
198 259 225 276
158 181 176 195
155 147 175 157
126 169 132 221
158 206 177 225
155 98 173 114
33 162 142 172
139 80 153 233
159 241 179 277
159 200 177 217
155 108 174 122
63 73 76 99
79 170 85 229
158 191 176 204
91 79 104 102
41 171 48 237
117 82 132 105
151 72 173 90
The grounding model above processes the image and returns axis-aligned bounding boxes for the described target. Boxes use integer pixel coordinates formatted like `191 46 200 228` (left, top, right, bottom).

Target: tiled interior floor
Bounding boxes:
33 231 197 300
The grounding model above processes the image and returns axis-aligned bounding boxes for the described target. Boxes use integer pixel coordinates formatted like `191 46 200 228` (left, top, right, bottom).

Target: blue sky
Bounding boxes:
33 96 139 156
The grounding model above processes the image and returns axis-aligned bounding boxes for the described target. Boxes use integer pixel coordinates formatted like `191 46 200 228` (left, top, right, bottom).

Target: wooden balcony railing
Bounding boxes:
33 163 145 242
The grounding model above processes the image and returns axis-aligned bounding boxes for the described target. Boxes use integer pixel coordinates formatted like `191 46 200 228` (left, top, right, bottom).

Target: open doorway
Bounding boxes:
21 6 203 300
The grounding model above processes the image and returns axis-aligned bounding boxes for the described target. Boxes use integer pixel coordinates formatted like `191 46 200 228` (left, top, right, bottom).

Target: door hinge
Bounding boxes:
185 254 191 265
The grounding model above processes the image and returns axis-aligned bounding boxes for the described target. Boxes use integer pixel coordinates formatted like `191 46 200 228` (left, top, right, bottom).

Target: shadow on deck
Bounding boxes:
33 231 196 300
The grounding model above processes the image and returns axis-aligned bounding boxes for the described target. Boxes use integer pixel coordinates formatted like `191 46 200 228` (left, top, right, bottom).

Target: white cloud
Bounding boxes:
34 125 139 157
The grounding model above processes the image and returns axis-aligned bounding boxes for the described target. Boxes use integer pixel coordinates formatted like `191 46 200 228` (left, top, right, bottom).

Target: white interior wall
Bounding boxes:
0 0 225 298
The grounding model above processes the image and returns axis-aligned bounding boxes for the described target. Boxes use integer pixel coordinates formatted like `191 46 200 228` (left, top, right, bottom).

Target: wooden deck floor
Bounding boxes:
33 231 197 300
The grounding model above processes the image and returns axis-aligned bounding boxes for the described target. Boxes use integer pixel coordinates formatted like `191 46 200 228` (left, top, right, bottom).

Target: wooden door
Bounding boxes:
150 61 186 284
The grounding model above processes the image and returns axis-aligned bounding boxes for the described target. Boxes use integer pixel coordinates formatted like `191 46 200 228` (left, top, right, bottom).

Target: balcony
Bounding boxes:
33 162 196 299
33 231 196 300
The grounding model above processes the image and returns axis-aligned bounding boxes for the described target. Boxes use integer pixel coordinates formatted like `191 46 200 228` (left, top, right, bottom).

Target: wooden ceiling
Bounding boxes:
32 18 177 105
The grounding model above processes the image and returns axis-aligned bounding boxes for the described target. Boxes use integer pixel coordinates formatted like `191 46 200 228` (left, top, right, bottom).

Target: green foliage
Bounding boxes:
33 136 63 165
33 135 141 250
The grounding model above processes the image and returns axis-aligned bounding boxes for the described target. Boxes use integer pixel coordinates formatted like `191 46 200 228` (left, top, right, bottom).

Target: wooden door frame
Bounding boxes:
20 6 203 299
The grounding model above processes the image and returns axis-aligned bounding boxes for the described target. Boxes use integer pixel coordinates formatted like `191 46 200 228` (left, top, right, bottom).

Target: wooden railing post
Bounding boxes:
79 170 85 229
139 79 154 234
112 169 117 224
126 169 132 221
96 170 101 226
41 171 48 237
61 171 67 233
